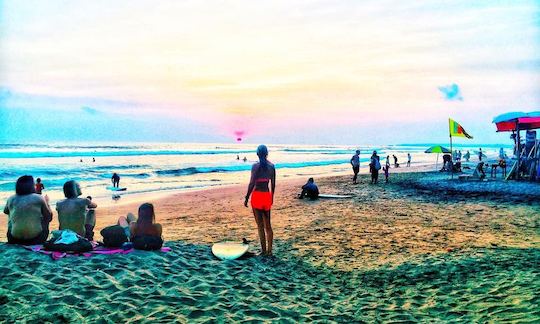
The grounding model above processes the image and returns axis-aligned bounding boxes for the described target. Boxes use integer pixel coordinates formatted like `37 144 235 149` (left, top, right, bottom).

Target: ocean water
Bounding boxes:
0 142 509 205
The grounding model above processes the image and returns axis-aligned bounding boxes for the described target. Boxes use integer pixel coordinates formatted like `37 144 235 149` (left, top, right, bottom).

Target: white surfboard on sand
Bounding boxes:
212 242 249 260
318 194 353 199
106 186 127 191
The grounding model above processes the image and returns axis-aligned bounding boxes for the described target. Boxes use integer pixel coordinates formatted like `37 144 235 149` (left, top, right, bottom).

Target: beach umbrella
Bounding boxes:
492 111 527 124
493 111 540 131
425 145 451 170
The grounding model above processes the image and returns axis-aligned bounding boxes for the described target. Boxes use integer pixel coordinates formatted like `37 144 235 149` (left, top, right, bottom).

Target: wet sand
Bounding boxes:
1 170 539 322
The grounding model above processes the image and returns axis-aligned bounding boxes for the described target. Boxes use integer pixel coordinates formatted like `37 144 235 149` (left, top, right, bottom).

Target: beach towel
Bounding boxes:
22 243 172 260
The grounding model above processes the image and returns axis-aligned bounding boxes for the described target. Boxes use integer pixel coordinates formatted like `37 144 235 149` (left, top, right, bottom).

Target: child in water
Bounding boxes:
35 178 45 194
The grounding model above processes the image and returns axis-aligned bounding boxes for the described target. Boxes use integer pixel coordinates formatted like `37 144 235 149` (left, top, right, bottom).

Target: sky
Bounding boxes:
1 0 539 145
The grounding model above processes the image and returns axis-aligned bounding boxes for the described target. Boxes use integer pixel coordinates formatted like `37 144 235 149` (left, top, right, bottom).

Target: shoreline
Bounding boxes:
74 161 438 209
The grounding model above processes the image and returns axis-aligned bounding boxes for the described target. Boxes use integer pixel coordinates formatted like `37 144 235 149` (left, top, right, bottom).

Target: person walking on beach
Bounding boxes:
350 150 360 184
35 178 45 194
4 175 53 245
407 153 411 167
370 151 381 184
244 145 276 256
111 173 120 188
386 155 390 169
464 150 470 162
56 180 97 238
478 148 483 161
383 165 389 183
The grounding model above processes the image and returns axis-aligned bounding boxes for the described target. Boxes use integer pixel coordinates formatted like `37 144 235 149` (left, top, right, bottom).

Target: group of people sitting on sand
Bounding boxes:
3 175 163 251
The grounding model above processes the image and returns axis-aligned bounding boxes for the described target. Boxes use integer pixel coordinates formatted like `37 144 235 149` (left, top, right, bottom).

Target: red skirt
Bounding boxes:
251 191 272 211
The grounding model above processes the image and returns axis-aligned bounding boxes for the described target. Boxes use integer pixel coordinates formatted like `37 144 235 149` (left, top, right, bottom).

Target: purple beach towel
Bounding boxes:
22 243 171 260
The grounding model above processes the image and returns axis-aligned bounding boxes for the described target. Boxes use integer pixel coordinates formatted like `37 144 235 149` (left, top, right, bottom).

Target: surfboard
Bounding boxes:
318 194 353 199
212 242 249 260
107 186 127 191
473 151 488 158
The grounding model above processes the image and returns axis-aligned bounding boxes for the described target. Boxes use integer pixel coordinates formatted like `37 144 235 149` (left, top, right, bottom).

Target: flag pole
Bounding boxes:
449 118 454 179
450 134 453 179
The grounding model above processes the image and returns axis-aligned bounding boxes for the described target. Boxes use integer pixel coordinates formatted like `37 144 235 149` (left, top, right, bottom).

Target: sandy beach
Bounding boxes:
1 168 539 322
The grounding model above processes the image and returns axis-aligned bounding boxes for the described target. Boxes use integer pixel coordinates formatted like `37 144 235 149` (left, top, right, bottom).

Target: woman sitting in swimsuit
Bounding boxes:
244 145 276 256
117 203 163 250
4 175 53 245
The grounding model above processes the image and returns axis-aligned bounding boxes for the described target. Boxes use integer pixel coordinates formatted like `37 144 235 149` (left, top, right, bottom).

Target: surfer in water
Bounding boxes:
244 145 276 256
111 173 120 188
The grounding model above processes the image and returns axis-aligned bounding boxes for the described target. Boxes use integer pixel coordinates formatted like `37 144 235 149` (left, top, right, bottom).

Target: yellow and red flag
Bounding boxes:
449 118 473 139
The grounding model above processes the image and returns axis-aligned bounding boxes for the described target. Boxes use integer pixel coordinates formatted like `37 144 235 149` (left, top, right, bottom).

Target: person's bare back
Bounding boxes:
56 198 94 236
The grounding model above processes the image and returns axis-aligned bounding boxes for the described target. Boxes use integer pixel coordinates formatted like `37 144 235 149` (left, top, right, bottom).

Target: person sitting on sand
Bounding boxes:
35 178 45 195
117 203 163 250
111 173 120 188
299 177 319 200
4 175 53 245
393 155 399 168
85 196 97 241
244 145 276 256
473 162 486 180
56 180 97 238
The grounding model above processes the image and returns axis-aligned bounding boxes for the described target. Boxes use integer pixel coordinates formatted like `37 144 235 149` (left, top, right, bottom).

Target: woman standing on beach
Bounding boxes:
244 145 276 256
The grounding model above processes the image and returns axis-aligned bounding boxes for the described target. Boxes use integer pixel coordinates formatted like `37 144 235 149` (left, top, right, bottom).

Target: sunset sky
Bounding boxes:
1 0 539 144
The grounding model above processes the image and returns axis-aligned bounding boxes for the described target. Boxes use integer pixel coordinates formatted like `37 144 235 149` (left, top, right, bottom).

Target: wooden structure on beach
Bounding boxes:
493 112 540 181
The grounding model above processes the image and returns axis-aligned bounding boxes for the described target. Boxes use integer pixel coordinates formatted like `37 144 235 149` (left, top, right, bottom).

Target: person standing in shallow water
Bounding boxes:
244 145 276 256
111 173 120 188
35 178 45 194
350 150 360 184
